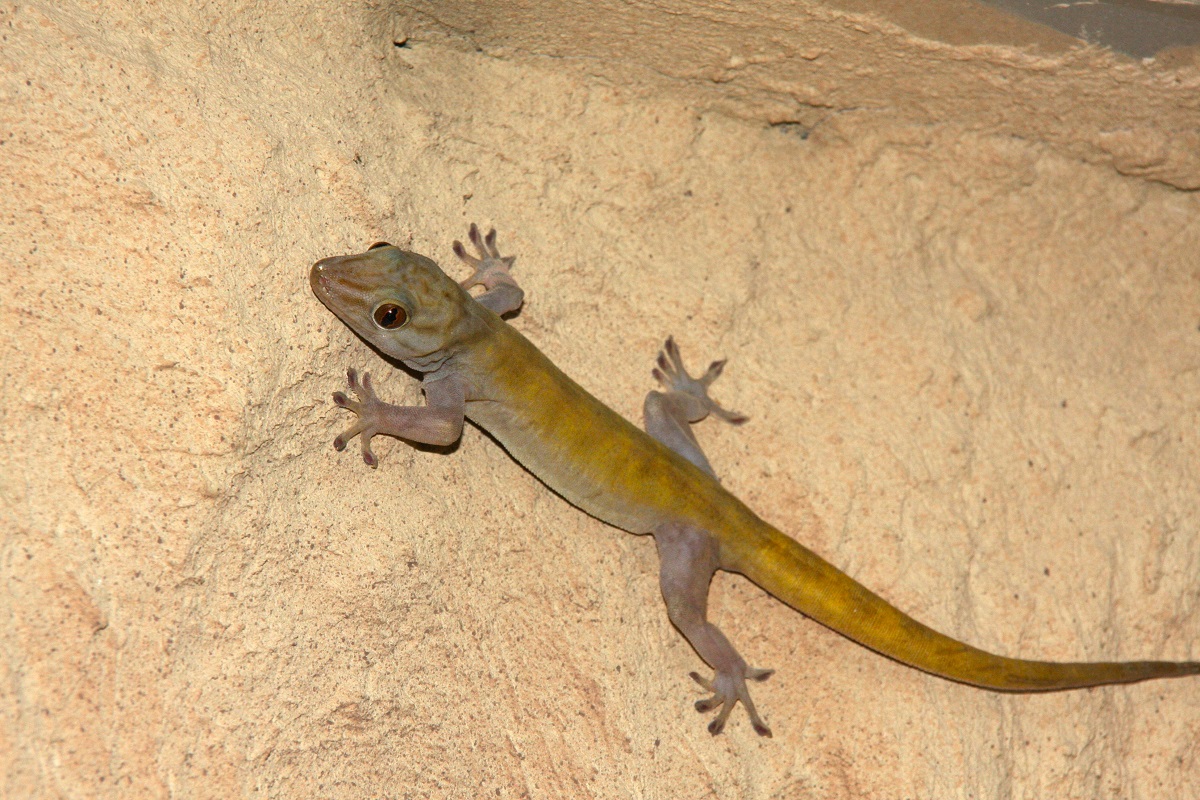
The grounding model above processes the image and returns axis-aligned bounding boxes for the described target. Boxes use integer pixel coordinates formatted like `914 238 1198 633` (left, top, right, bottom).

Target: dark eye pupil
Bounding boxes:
373 304 407 329
368 241 393 250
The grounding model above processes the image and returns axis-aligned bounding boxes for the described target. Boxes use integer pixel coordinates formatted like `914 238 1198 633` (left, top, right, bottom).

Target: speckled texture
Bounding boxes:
2 2 1198 798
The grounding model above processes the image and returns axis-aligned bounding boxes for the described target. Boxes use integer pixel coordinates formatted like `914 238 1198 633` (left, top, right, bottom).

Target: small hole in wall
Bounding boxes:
771 121 810 140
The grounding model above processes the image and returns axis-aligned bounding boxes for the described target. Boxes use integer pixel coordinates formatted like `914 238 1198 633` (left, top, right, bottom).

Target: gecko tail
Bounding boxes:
738 523 1200 691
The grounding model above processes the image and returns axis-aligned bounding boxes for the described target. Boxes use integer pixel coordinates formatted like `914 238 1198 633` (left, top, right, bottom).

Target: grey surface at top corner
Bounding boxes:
980 0 1200 57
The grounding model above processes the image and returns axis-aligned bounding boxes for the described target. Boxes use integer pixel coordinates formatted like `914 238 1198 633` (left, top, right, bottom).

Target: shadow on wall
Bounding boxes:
980 0 1200 57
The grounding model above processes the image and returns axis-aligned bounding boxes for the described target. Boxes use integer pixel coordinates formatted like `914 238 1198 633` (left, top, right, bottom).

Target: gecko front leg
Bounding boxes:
453 223 524 316
330 368 466 467
644 336 747 478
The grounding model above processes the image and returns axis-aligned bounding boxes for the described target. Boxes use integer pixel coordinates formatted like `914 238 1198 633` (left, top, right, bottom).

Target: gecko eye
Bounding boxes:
372 303 409 329
368 241 393 250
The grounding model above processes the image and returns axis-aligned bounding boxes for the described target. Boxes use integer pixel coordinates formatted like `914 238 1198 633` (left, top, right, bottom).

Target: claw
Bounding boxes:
333 419 366 451
707 704 735 736
702 359 726 385
452 239 471 263
748 667 774 682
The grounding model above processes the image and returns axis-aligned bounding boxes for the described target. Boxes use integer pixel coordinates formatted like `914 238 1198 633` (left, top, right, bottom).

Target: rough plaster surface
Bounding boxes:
2 2 1199 798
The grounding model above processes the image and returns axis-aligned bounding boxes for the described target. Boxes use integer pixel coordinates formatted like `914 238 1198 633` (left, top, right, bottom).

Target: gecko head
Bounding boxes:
310 243 475 367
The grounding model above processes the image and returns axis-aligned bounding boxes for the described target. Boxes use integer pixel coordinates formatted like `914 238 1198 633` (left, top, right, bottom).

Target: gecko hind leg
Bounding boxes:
643 337 747 478
655 521 774 737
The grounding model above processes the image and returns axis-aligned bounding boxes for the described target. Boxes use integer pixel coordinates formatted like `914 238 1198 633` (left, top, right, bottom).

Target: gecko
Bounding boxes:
309 224 1200 737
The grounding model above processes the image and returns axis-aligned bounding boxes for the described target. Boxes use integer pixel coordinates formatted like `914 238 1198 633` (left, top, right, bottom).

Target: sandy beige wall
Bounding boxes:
2 2 1199 798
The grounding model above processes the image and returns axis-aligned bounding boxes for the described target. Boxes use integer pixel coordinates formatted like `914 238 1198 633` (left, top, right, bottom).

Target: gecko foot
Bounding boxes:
453 223 517 292
654 337 748 425
690 665 774 737
331 367 387 468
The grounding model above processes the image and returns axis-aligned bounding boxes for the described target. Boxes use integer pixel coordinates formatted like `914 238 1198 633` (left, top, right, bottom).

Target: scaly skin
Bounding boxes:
310 225 1200 736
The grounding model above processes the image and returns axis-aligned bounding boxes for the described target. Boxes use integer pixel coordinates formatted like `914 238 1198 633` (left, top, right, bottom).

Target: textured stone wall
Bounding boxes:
3 2 1198 797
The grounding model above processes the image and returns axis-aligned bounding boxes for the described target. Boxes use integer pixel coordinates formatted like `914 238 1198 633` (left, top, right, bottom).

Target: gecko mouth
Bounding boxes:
309 256 367 321
309 258 332 297
309 255 368 306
